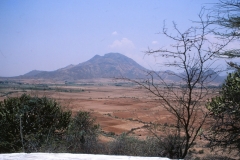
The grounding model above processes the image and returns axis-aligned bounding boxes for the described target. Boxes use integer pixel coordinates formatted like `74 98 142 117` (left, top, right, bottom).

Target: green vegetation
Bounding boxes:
0 94 71 152
65 111 100 153
0 94 99 153
206 71 240 153
0 80 139 97
0 80 88 97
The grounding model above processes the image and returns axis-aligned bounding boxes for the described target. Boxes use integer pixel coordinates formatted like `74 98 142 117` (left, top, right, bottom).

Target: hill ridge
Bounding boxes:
21 53 148 80
13 52 226 83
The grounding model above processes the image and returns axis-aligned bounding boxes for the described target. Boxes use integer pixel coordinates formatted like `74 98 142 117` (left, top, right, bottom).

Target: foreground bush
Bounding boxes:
0 94 71 152
206 71 240 153
0 94 72 152
108 133 169 157
0 94 102 153
65 111 100 153
109 133 145 156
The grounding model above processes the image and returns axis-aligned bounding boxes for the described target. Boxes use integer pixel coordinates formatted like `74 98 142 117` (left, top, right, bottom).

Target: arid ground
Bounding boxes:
0 78 220 138
2 78 233 158
0 78 176 138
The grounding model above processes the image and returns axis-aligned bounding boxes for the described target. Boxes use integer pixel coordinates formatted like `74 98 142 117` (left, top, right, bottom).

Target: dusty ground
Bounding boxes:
0 78 218 138
1 78 235 159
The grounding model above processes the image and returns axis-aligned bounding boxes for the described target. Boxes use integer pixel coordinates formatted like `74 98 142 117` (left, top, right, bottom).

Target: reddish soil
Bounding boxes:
1 79 217 137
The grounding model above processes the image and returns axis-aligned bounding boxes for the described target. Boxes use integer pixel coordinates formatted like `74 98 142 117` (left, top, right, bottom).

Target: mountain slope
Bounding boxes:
17 52 226 83
23 70 44 77
22 53 148 80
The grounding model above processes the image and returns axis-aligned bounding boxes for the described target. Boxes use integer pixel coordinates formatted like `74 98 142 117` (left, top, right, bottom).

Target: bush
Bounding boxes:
65 111 100 153
0 94 71 153
206 71 240 152
198 149 204 154
157 134 185 159
109 133 145 156
142 137 166 157
106 132 189 158
108 133 169 157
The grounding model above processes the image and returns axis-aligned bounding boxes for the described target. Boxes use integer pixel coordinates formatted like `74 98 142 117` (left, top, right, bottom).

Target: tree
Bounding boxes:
120 11 233 159
210 0 240 69
65 111 100 153
206 71 240 152
0 94 71 153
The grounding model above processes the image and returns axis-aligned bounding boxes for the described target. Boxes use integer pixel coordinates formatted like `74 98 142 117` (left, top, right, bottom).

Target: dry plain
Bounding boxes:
0 78 219 140
0 79 174 139
2 78 237 158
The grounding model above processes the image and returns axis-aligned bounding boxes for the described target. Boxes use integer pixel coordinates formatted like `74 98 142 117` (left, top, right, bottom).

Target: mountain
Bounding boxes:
20 53 148 80
15 52 226 83
23 70 44 77
179 69 226 84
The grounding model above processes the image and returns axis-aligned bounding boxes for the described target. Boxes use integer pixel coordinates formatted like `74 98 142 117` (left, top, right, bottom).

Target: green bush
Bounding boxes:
206 71 240 152
109 133 145 156
142 137 165 157
0 94 71 153
65 111 100 153
105 132 186 158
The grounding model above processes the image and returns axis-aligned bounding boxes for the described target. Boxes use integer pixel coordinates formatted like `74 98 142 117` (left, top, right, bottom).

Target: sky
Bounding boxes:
0 0 233 77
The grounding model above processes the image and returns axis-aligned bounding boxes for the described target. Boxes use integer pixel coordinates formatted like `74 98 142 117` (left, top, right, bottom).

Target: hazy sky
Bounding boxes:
0 0 224 77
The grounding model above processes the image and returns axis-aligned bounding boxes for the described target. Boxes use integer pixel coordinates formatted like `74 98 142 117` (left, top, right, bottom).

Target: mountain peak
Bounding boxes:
91 53 128 60
21 53 148 80
12 52 226 84
104 52 123 57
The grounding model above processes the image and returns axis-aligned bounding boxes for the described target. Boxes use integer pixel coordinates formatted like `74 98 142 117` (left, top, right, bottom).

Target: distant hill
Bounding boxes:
23 70 44 77
13 52 226 83
179 68 225 84
19 53 148 80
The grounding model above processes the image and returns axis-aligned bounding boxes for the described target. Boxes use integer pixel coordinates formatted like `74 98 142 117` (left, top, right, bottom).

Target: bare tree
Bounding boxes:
120 11 233 159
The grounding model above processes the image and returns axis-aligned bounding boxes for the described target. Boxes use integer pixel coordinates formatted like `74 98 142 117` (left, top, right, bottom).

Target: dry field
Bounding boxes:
2 78 234 158
0 78 220 138
0 78 176 138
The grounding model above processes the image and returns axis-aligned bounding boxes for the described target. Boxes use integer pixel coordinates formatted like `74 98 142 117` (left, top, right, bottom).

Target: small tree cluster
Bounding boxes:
65 111 100 153
204 0 240 154
0 94 99 153
206 71 240 152
108 133 182 158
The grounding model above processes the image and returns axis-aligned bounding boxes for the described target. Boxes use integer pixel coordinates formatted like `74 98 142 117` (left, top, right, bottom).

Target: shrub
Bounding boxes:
109 133 145 156
157 134 185 159
198 149 204 154
107 133 188 158
206 71 240 152
0 94 71 153
65 111 100 153
142 137 165 157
